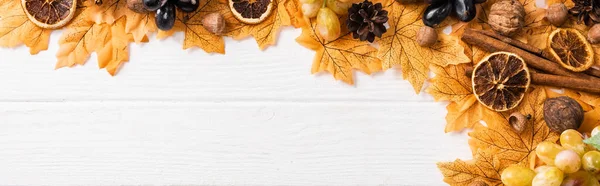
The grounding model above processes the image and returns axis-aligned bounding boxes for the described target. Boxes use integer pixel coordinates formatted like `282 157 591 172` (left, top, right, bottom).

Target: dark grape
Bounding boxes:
175 0 199 12
424 0 445 5
423 1 452 27
143 0 167 11
454 0 476 22
156 3 176 30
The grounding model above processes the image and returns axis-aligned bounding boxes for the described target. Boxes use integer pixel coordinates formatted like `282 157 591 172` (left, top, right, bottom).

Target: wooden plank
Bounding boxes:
0 102 470 185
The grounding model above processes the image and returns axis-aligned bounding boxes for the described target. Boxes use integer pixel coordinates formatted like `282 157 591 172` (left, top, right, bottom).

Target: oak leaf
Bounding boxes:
378 0 470 93
295 18 382 84
0 0 52 54
225 0 293 50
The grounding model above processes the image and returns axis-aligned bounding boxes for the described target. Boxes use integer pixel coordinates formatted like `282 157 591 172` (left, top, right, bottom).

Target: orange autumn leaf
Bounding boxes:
378 0 470 93
285 0 305 28
97 17 133 75
87 0 129 24
295 18 381 85
469 87 559 165
224 0 293 50
0 0 51 54
56 11 106 68
427 64 496 132
438 149 507 186
125 12 157 43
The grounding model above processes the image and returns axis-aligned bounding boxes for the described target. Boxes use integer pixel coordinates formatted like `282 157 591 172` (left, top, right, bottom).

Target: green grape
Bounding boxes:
501 165 535 186
316 7 341 41
302 0 322 18
532 166 564 186
536 141 564 165
561 129 586 156
561 170 600 186
326 0 352 15
592 126 600 137
555 149 582 174
582 151 600 173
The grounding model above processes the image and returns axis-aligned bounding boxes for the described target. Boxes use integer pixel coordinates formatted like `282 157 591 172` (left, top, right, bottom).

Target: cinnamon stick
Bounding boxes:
461 29 599 80
472 29 600 79
465 67 600 94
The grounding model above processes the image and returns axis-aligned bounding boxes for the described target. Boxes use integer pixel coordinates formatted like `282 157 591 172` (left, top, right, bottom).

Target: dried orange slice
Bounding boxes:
229 0 273 24
21 0 76 29
548 28 594 72
472 52 531 112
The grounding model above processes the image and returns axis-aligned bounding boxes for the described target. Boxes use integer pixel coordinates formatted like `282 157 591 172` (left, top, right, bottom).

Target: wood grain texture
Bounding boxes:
0 28 471 185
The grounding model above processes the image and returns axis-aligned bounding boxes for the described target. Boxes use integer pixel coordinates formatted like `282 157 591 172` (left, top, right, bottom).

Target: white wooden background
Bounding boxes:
0 28 474 185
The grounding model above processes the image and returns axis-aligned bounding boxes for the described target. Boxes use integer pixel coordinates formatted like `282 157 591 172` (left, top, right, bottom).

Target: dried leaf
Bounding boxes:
295 18 382 84
285 0 305 28
469 87 559 166
225 0 293 50
427 64 473 102
55 11 106 68
87 0 129 24
438 149 506 186
125 12 156 43
378 1 470 93
97 17 133 75
0 0 52 54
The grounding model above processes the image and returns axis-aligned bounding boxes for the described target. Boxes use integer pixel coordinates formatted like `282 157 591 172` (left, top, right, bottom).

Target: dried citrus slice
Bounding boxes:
548 28 594 72
472 52 531 112
21 0 76 29
229 0 273 24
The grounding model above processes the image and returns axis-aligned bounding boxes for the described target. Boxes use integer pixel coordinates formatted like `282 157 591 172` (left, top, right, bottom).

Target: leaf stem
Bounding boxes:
322 0 327 9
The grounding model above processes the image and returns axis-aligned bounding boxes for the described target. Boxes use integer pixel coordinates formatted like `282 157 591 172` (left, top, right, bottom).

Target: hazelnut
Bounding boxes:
588 24 600 44
543 96 584 133
127 0 149 13
488 0 525 36
468 181 489 186
509 112 530 134
546 3 568 26
416 26 437 47
202 13 226 35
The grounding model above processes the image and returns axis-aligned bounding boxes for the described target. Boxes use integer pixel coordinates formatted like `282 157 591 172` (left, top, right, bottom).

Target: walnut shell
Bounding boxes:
543 96 584 133
488 0 525 36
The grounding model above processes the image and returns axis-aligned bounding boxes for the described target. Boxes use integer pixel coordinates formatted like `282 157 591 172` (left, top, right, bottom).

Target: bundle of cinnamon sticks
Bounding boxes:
461 28 600 94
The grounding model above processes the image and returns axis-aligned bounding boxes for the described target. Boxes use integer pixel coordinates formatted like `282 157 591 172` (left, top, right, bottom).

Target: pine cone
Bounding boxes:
569 0 600 26
347 0 388 43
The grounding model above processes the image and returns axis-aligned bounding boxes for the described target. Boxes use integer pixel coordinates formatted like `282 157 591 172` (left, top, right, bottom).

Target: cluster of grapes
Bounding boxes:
143 0 200 30
501 129 600 186
422 0 485 27
300 0 354 41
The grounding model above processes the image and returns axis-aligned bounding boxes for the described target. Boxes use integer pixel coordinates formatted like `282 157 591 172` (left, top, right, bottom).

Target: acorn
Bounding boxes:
543 96 584 133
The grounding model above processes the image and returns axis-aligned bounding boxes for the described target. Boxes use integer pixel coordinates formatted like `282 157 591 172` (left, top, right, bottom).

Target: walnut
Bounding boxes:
488 0 525 36
543 96 584 133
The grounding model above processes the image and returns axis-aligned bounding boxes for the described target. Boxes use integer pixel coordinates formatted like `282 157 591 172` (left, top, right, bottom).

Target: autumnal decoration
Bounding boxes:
548 28 594 72
471 52 530 111
22 0 76 29
488 0 525 36
346 0 388 43
543 96 584 133
7 0 600 184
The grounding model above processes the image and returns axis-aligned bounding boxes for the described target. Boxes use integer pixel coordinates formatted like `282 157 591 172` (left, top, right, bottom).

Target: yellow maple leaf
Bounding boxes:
224 0 292 50
0 0 52 54
285 0 305 28
97 17 133 75
87 0 129 24
378 0 470 93
125 12 156 43
445 97 496 133
56 11 106 68
295 18 382 85
438 149 507 186
469 87 559 166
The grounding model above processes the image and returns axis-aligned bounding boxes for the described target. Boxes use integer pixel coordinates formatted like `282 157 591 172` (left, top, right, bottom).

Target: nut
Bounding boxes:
416 26 437 47
588 24 600 44
127 0 149 13
543 96 584 133
202 13 226 35
488 0 525 36
546 3 568 26
468 181 489 186
509 112 530 134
